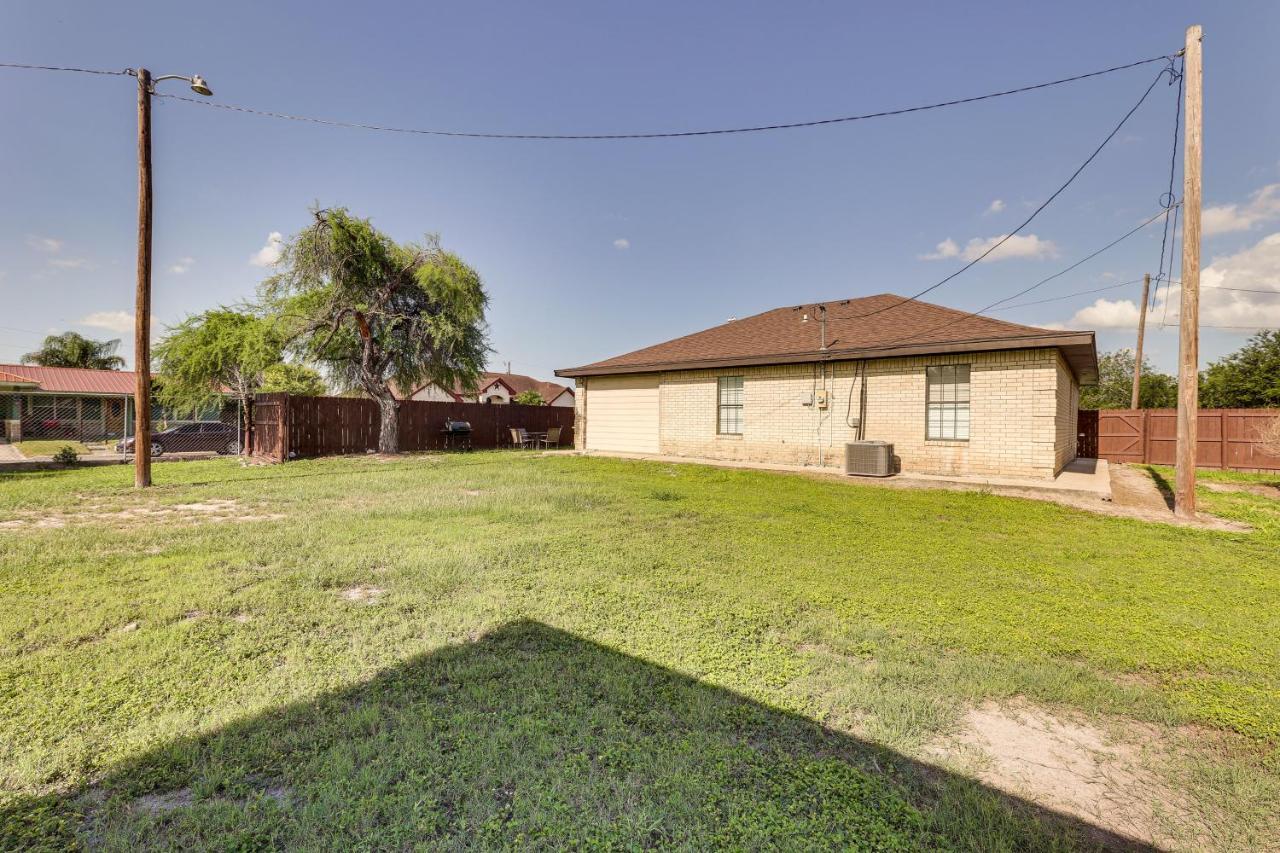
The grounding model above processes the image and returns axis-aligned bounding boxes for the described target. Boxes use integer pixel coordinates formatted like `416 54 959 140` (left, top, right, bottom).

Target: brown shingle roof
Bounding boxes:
474 372 572 402
557 294 1098 383
395 371 573 403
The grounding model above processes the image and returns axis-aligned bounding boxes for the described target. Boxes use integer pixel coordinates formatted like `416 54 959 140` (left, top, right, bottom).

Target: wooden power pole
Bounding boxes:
134 68 153 488
1131 273 1151 410
1174 25 1203 519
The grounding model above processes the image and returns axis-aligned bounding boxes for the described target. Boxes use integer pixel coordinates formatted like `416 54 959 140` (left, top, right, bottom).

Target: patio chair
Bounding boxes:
509 427 534 449
539 426 562 450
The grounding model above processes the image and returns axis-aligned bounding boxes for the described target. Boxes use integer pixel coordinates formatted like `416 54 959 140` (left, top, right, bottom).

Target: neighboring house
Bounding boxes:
399 371 574 407
556 295 1098 480
0 363 228 444
0 364 138 443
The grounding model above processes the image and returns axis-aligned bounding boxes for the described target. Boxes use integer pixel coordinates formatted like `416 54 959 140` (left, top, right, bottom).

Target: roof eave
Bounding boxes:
557 332 1099 383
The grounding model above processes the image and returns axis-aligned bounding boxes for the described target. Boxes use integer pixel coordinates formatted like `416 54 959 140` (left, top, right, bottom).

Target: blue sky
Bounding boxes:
3 1 1279 379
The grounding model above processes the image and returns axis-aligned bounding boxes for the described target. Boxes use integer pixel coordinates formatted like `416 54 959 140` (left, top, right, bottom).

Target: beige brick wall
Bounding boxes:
652 348 1074 479
1053 350 1080 471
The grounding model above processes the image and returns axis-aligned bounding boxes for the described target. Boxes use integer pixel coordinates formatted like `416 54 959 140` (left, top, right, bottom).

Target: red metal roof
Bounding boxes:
0 363 136 395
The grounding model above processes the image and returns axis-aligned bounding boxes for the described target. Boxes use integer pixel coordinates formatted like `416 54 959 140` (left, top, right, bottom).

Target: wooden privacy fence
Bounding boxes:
1077 408 1280 471
251 393 575 461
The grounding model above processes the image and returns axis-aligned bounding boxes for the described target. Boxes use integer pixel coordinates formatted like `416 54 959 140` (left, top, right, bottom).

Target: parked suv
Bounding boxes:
116 421 240 456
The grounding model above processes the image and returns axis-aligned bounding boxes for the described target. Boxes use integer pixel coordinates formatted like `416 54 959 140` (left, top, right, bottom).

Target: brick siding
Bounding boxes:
575 347 1080 480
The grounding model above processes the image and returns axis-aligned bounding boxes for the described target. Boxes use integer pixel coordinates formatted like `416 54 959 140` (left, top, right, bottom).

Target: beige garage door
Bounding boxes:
585 375 660 453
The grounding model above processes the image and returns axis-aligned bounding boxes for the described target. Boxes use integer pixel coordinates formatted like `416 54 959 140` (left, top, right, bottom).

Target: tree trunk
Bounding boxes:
375 392 399 454
241 395 252 455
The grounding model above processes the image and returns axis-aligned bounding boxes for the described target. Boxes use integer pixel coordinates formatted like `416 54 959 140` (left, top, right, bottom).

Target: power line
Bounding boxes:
1158 324 1280 331
1152 56 1184 310
145 53 1179 141
836 65 1176 323
834 205 1172 350
0 61 129 76
989 278 1145 311
991 278 1280 314
1159 200 1182 326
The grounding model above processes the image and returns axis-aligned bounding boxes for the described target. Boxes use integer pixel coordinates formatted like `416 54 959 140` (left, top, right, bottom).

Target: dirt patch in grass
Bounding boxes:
1203 481 1280 500
1097 465 1251 531
133 787 193 815
130 783 289 816
340 585 384 604
936 700 1195 849
0 498 285 531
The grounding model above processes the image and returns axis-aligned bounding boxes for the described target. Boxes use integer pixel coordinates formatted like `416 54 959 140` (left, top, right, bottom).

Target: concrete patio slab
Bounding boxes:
574 451 1112 500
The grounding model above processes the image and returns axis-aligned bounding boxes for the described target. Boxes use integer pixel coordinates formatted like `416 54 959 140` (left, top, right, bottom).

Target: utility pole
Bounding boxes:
128 69 213 488
1174 24 1203 519
134 68 154 488
1131 273 1150 410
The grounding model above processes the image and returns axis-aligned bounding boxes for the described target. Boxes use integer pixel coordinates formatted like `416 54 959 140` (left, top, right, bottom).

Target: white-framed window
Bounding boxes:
717 376 743 435
926 365 970 441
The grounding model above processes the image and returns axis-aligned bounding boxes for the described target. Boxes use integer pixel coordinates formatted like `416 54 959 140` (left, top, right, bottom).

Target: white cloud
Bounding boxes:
79 310 135 334
250 231 284 267
985 199 1005 215
919 238 960 260
612 238 630 250
1202 183 1280 236
168 256 195 274
1158 231 1280 330
48 258 89 269
1072 232 1280 333
26 235 63 253
1070 298 1143 329
920 233 1057 262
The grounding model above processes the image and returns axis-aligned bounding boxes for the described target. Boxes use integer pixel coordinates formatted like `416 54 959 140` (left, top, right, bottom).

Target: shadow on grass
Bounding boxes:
1140 465 1176 510
1 621 1151 850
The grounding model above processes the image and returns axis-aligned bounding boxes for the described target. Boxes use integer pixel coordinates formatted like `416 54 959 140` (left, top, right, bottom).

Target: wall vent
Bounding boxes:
844 441 894 477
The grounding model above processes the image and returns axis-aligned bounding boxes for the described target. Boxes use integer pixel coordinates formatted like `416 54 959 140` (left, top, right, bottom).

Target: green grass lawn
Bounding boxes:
1 454 1277 850
10 440 93 458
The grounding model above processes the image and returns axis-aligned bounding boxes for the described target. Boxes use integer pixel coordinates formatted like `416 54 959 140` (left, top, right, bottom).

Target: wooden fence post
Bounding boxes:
1141 409 1150 465
1220 409 1228 470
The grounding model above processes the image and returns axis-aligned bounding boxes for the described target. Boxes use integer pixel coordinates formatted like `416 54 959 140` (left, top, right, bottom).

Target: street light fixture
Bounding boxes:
152 73 213 96
130 68 213 488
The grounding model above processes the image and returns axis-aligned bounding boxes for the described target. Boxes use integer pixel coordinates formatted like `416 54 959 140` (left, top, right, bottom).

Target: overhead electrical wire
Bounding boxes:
1152 57 1184 306
0 61 129 76
833 63 1177 323
988 278 1146 311
132 54 1180 140
830 204 1174 351
1159 200 1182 326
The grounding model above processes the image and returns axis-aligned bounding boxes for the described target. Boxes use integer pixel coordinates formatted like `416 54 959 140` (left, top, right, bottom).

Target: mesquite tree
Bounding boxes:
154 309 284 449
263 208 488 453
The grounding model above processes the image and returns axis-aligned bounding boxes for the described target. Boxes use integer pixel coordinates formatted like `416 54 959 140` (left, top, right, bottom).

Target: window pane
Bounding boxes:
717 376 744 434
82 398 102 419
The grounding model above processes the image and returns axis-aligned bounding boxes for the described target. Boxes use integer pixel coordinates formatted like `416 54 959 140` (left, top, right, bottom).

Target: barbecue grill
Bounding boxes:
441 419 472 451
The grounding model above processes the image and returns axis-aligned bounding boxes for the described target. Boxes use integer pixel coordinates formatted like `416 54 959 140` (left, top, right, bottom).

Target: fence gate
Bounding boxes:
1076 409 1098 459
251 393 287 461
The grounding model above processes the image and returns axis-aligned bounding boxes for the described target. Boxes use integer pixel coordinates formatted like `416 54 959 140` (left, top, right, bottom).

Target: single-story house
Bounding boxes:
556 295 1098 480
0 363 230 445
1 364 138 443
400 371 574 407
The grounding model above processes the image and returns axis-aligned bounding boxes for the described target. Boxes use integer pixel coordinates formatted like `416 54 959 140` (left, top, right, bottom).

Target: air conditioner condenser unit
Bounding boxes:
844 440 894 477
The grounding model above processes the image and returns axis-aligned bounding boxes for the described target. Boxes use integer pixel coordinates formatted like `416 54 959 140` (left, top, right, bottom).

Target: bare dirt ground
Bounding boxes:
875 464 1251 531
0 498 285 531
1203 480 1280 499
933 700 1200 850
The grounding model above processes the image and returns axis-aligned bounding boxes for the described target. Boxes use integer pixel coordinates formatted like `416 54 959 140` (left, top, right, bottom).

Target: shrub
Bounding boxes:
52 445 79 465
